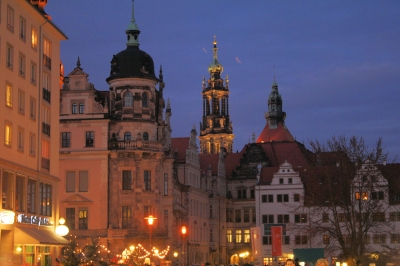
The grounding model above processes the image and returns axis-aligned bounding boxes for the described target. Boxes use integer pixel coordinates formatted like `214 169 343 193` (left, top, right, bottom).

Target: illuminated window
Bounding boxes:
19 16 26 40
235 229 242 243
5 83 12 107
227 229 232 242
323 235 330 244
31 26 38 48
41 140 50 170
122 206 132 229
79 208 88 229
244 229 250 243
19 53 25 77
43 38 51 69
39 182 52 216
5 123 12 146
355 192 369 200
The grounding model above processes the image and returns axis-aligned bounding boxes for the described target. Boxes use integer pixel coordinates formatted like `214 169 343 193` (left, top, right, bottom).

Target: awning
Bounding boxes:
14 226 69 245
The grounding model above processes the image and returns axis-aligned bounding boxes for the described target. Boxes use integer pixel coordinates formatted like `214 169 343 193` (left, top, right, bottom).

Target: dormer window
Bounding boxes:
79 103 84 114
124 91 133 107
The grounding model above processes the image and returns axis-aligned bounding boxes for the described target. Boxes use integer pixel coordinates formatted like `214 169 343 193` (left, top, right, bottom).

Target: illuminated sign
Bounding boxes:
17 214 51 226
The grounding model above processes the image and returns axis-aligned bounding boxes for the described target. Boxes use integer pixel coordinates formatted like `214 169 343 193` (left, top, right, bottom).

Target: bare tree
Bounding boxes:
290 136 397 266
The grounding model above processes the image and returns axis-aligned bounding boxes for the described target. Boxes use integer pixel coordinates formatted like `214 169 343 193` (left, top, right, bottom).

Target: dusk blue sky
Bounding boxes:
46 1 400 160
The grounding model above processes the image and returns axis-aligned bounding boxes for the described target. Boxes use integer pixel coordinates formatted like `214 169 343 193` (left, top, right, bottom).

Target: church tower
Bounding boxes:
257 79 295 142
199 37 234 153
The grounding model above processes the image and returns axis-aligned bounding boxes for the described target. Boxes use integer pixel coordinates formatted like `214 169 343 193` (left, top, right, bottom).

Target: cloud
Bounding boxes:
236 57 242 63
203 48 208 53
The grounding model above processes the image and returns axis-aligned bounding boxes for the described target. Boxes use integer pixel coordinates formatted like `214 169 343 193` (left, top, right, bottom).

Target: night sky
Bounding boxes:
46 1 400 160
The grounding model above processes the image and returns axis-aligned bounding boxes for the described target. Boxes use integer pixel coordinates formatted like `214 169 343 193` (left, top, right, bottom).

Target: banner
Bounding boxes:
271 226 282 256
250 227 261 257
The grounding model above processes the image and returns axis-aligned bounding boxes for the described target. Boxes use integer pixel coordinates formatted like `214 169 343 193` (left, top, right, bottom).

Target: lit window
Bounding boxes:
244 229 250 243
227 229 232 243
5 123 12 146
43 38 51 69
6 83 12 107
31 27 38 48
79 208 88 229
235 229 242 243
122 206 132 229
355 192 369 201
39 182 52 216
19 17 26 40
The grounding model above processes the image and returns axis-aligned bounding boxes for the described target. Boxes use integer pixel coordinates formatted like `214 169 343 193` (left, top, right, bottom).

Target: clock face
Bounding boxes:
75 81 82 89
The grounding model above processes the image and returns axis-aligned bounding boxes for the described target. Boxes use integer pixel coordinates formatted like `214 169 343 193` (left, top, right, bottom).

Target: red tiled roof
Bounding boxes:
199 152 244 177
171 137 190 163
256 123 295 143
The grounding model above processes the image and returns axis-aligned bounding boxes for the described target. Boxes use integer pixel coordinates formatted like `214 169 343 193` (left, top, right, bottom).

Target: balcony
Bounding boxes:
42 122 50 136
108 139 163 151
43 54 51 70
42 88 51 103
41 157 50 171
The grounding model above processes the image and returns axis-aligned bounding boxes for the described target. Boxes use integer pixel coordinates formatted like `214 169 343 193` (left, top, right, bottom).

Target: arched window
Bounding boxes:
142 92 148 107
124 91 133 107
143 132 149 141
124 132 131 141
72 103 77 114
79 102 85 114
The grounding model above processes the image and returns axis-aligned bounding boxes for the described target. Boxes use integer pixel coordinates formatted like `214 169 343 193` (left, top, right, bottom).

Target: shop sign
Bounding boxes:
17 214 51 226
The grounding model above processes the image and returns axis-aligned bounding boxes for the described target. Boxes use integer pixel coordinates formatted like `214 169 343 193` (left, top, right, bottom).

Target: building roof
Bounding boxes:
256 122 295 143
171 137 190 163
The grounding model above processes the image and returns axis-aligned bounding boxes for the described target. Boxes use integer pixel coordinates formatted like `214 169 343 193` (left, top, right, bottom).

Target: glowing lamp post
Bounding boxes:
181 226 187 266
55 217 69 236
145 215 157 249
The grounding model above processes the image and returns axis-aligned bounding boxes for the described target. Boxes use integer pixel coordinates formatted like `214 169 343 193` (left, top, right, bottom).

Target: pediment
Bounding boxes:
67 68 88 77
63 194 92 203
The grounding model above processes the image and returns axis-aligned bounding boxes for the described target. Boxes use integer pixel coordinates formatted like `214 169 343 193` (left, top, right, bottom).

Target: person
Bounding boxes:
286 259 295 266
316 259 329 266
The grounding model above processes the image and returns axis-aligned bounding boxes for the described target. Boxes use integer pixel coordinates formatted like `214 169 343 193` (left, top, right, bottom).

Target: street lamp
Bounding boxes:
181 226 187 266
173 251 178 266
145 215 157 250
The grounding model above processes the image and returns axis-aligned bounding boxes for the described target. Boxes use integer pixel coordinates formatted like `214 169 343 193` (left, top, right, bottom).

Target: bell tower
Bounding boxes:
199 37 234 154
